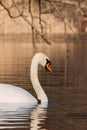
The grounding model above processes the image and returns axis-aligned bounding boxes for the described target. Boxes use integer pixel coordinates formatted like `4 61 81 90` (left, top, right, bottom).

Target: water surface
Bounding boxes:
0 35 87 129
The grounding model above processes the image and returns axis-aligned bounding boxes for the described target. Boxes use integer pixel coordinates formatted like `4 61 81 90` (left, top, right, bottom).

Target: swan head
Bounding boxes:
34 53 52 73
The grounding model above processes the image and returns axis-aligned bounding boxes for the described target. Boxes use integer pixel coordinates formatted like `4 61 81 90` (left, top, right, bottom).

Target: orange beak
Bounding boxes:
45 63 52 74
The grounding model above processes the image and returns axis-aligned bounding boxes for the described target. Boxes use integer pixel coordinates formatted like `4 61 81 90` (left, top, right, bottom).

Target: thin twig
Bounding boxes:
47 0 80 41
0 1 21 18
12 0 51 45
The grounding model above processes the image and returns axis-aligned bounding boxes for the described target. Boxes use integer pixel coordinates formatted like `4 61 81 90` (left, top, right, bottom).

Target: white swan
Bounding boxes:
0 53 52 104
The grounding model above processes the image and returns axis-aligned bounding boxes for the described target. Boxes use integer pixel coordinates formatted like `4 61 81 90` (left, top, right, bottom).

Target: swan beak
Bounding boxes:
45 63 52 74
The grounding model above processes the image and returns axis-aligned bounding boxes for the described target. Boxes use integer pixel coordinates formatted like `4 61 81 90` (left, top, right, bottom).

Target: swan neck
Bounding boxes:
30 56 48 103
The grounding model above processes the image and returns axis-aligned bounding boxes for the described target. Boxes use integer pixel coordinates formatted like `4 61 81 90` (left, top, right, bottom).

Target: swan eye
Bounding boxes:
46 59 51 65
45 59 52 73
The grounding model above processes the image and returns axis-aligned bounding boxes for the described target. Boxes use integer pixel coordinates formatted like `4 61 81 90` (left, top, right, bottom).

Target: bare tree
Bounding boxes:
0 0 51 45
0 0 87 45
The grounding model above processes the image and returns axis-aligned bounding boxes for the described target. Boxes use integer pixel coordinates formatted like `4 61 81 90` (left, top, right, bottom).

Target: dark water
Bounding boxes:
0 35 87 129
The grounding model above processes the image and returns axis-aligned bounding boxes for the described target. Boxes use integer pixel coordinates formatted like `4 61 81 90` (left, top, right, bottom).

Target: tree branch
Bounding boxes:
0 1 21 18
11 0 51 44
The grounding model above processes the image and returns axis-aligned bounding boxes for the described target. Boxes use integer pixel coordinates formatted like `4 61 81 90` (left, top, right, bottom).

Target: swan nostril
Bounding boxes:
38 99 41 104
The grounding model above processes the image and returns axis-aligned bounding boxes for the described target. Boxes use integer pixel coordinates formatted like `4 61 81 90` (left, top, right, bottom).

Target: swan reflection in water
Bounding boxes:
30 103 48 130
0 103 48 130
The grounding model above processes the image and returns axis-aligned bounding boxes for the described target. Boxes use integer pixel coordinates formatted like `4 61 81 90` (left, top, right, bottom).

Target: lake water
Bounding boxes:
0 35 87 129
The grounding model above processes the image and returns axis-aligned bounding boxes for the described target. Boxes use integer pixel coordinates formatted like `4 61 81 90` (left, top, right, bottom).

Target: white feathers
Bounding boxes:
0 53 49 103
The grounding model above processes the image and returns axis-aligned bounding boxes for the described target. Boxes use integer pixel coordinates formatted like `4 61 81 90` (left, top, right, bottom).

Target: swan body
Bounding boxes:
0 84 37 103
0 53 52 104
